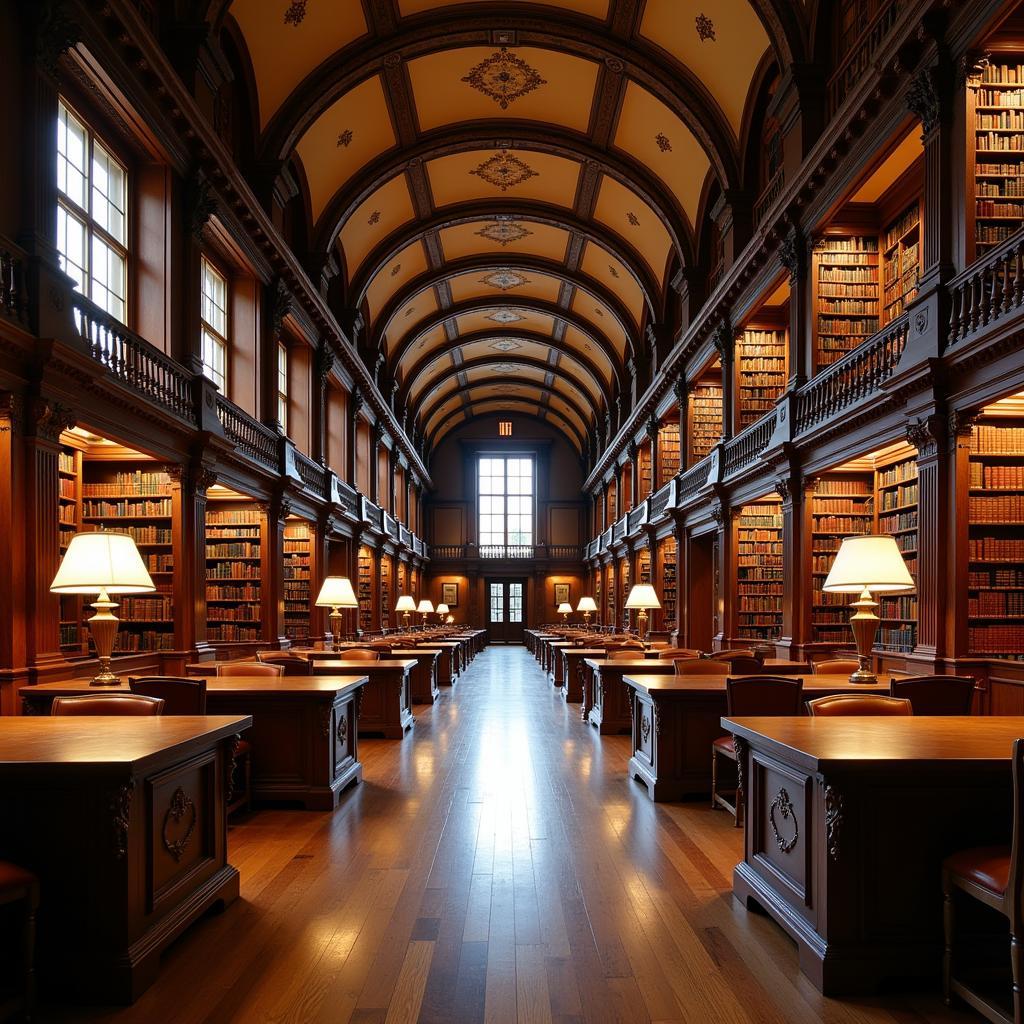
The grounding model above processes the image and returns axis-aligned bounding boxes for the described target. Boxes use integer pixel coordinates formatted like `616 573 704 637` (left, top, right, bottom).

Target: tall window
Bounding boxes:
478 456 534 548
200 256 228 391
56 99 128 321
277 341 288 431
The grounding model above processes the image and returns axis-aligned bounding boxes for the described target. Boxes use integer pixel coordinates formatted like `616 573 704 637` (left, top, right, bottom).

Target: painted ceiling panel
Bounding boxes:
426 150 581 209
402 322 451 366
570 286 630 357
593 175 673 280
338 175 416 280
447 269 562 306
463 364 547 385
563 325 614 385
454 309 555 338
457 338 553 365
364 240 431 321
439 220 571 263
382 287 439 354
398 0 610 16
579 241 646 328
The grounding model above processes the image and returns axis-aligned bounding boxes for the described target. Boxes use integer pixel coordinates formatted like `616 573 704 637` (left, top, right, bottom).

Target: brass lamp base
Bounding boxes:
88 589 121 686
847 587 879 684
329 607 343 652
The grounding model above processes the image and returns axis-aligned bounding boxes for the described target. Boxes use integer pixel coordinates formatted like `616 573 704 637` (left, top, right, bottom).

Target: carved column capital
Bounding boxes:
269 277 293 338
27 398 75 441
186 173 217 240
710 502 731 527
905 415 945 459
350 386 364 419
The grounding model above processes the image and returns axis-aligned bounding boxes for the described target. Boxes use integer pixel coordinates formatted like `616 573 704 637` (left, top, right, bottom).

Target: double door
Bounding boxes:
487 578 526 643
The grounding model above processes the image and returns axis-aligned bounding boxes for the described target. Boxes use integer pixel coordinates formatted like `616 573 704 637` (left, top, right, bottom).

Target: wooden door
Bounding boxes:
487 579 526 643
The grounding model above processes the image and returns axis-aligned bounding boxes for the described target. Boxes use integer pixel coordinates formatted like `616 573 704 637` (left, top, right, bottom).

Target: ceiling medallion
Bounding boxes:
475 220 533 246
627 211 640 227
594 307 605 317
403 306 416 317
470 150 538 192
487 310 526 325
284 1 308 26
491 361 521 372
461 48 547 110
490 337 524 350
367 210 381 225
336 129 353 148
695 14 716 42
655 132 672 153
608 264 620 279
481 270 529 291
390 263 402 277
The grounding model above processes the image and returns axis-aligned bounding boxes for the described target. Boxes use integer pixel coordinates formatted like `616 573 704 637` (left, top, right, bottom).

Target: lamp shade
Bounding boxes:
417 599 434 614
624 584 661 610
50 532 155 594
315 576 358 608
557 602 573 614
822 535 916 594
395 595 417 612
436 603 450 615
576 596 598 613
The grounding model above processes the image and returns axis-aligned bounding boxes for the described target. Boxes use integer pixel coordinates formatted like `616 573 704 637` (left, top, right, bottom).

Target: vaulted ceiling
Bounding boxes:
223 0 799 453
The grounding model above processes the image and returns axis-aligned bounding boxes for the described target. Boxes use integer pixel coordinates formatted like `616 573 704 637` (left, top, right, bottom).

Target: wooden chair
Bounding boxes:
216 662 284 677
806 694 913 717
889 675 976 716
334 649 381 661
607 650 646 661
814 658 861 675
658 648 702 659
51 693 165 715
128 676 206 714
674 658 729 676
943 736 1024 1024
727 656 763 674
709 649 757 662
256 651 310 675
713 676 805 826
0 861 38 1022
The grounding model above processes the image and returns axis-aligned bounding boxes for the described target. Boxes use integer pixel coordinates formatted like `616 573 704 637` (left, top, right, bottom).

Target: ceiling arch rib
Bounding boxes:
429 399 588 453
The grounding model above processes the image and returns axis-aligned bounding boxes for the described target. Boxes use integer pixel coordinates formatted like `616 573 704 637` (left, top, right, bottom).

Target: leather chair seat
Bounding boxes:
712 736 736 757
944 845 1010 896
0 861 36 893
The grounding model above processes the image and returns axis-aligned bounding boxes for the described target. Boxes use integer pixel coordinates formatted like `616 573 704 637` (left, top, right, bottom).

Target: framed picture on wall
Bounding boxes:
554 583 570 606
442 582 459 607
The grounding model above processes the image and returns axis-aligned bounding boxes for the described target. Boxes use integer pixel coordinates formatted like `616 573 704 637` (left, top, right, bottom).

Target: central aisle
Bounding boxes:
71 647 952 1024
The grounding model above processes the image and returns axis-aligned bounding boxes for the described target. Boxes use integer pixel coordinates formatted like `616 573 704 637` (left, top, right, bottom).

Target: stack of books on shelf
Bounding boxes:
736 500 783 640
660 538 676 628
689 382 723 462
882 203 920 324
283 520 311 642
738 329 786 429
358 547 373 632
814 236 879 367
206 505 262 643
657 424 680 487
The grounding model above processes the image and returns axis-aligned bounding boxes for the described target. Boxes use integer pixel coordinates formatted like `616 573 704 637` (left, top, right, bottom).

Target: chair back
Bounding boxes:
51 693 165 716
888 675 976 716
256 652 310 675
725 676 804 716
709 649 757 662
727 656 763 674
128 676 206 714
806 694 913 717
658 648 702 659
334 648 381 661
608 650 645 661
216 662 284 678
814 658 861 675
674 658 729 676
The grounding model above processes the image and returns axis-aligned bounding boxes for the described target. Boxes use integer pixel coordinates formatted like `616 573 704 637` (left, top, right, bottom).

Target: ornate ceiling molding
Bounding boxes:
427 396 586 453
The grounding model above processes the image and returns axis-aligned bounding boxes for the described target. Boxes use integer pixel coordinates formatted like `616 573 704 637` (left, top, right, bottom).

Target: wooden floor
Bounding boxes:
51 647 971 1024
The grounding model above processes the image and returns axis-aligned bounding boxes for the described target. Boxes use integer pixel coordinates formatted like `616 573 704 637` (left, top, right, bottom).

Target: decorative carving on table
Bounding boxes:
320 704 333 739
733 736 748 802
824 784 843 861
110 779 133 860
336 714 348 745
768 788 799 853
461 48 547 109
225 734 241 806
353 686 364 721
162 786 197 862
470 151 538 192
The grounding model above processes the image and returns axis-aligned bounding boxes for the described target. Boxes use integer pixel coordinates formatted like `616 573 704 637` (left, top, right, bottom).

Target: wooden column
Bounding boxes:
626 441 639 510
779 228 811 390
646 418 659 493
713 324 736 442
169 461 217 658
711 501 733 647
263 495 289 646
776 471 814 660
348 387 363 488
370 421 383 506
0 396 27 704
313 343 333 466
947 411 976 665
673 375 689 472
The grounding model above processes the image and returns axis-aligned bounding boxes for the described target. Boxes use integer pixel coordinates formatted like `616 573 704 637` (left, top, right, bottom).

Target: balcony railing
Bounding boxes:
826 0 903 118
361 497 384 532
481 544 533 559
294 449 328 500
547 544 583 559
627 501 648 533
949 228 1024 347
793 314 909 435
723 409 779 478
679 458 712 501
74 294 196 425
215 393 279 470
650 482 673 518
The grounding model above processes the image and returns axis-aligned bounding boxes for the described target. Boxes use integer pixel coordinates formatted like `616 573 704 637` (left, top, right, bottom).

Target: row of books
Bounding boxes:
976 132 1024 151
970 569 1024 587
206 585 260 600
207 543 260 558
208 625 261 641
969 625 1024 652
969 537 1024 559
968 496 1024 521
818 266 877 282
207 605 261 621
83 499 171 517
976 200 1024 217
970 465 1024 487
977 179 1024 197
207 509 261 524
878 512 917 532
82 471 168 496
883 206 919 250
969 592 1024 616
207 563 261 578
880 483 918 509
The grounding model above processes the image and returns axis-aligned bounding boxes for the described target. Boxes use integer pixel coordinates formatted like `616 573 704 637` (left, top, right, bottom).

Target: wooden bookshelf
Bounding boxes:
735 497 783 642
659 536 677 632
969 58 1024 261
58 442 83 654
737 327 787 431
810 473 874 643
605 564 615 626
595 570 602 625
882 202 920 324
82 459 175 652
620 557 631 631
875 452 919 653
381 554 392 630
968 402 1024 661
206 501 263 644
813 235 879 369
283 518 311 643
657 424 680 487
638 547 651 585
638 445 652 500
688 367 723 463
358 545 374 632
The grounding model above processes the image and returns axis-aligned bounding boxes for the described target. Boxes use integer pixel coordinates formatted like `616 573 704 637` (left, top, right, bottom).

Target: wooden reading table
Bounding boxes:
582 659 678 733
20 676 367 810
0 715 249 1003
391 648 441 703
722 715 1019 996
310 659 416 737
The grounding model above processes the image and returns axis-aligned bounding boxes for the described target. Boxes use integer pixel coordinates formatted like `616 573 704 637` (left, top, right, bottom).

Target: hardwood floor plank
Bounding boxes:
383 941 435 1024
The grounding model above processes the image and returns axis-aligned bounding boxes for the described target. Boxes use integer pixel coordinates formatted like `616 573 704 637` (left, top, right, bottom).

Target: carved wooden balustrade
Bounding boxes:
678 459 712 502
949 228 1024 347
74 294 196 425
361 497 385 533
793 314 909 435
628 501 649 532
215 393 279 470
294 449 329 500
723 408 779 478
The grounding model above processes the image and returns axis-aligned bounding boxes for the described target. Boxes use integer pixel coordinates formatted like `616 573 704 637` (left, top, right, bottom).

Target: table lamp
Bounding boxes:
436 602 449 624
624 584 661 647
577 596 597 625
557 601 573 624
446 614 455 624
822 535 915 684
50 530 155 686
417 598 434 627
395 594 416 629
315 576 359 651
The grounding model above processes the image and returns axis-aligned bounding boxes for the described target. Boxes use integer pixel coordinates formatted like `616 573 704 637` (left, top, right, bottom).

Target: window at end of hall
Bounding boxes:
200 256 228 392
277 341 288 432
56 98 128 322
478 456 534 548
